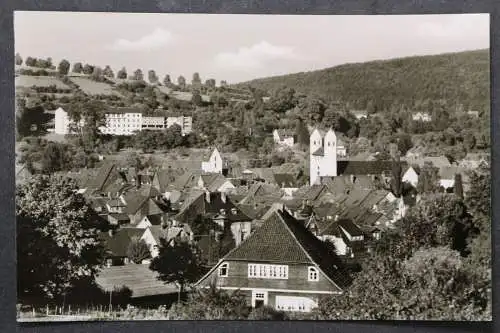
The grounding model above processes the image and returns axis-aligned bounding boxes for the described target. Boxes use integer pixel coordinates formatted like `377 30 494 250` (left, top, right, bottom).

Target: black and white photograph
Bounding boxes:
14 12 491 321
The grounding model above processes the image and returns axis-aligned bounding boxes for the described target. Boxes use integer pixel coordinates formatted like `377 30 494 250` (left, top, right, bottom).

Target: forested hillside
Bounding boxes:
235 49 490 112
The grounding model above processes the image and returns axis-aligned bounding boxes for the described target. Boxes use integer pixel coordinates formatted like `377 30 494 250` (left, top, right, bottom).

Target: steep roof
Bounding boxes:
312 147 324 156
337 160 406 176
219 208 350 289
154 168 182 193
85 162 120 192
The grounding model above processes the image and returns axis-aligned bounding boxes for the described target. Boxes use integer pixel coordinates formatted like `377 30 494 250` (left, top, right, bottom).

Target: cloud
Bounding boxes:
416 15 489 39
109 28 174 51
214 41 299 71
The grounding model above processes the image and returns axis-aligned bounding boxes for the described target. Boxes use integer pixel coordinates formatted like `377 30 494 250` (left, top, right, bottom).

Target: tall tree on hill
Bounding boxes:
117 67 127 79
57 59 70 75
454 173 464 199
177 75 186 89
192 72 202 87
205 78 216 90
149 239 202 301
67 100 106 149
163 74 172 86
132 69 144 81
17 175 106 302
220 80 227 87
103 65 114 78
15 53 23 66
25 56 36 67
390 154 403 198
295 118 310 148
148 69 159 84
72 62 83 73
90 66 104 82
82 64 94 75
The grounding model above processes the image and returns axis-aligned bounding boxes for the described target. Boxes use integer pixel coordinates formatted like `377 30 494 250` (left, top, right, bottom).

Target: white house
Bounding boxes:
402 166 420 187
273 129 295 147
351 110 368 120
336 138 347 157
201 148 226 174
412 112 432 122
309 128 338 186
54 107 84 135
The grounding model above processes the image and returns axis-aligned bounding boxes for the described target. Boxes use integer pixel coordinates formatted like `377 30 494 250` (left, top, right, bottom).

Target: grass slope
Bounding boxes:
235 49 490 110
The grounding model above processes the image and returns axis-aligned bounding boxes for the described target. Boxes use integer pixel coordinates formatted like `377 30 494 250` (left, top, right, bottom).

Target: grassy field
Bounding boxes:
69 77 124 97
15 75 71 89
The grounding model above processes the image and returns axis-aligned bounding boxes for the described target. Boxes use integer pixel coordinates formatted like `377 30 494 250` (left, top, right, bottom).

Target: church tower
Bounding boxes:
309 129 324 186
323 129 338 178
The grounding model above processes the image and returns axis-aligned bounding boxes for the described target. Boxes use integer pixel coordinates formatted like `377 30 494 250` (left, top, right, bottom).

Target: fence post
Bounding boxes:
32 307 35 317
46 305 49 316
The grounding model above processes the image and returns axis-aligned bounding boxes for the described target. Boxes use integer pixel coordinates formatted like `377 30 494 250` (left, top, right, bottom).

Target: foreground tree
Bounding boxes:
17 176 105 302
127 237 151 264
149 239 202 301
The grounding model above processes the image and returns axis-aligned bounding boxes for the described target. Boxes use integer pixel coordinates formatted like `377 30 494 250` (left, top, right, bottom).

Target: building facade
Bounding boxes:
101 110 143 135
310 129 338 186
54 107 84 135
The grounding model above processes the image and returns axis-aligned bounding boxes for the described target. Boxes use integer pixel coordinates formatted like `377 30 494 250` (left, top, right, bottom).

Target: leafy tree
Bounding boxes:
132 69 144 81
57 59 70 75
17 175 106 302
72 62 83 73
205 78 216 89
148 69 159 84
454 173 464 199
295 118 309 147
177 75 186 89
390 156 403 197
191 90 203 106
103 65 114 78
220 80 227 87
416 162 440 194
149 239 202 301
40 142 69 173
90 66 104 82
396 133 413 156
15 52 23 65
25 56 36 67
127 237 151 264
163 74 172 86
67 100 106 149
82 64 94 75
268 87 297 113
117 67 127 79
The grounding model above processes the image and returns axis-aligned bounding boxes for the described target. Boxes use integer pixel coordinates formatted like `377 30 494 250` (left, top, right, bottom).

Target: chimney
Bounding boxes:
350 175 356 184
221 191 227 203
108 228 115 237
205 191 210 203
334 214 339 221
136 174 142 189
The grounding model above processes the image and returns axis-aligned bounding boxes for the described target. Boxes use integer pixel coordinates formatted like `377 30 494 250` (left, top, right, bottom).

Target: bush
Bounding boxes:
247 306 288 320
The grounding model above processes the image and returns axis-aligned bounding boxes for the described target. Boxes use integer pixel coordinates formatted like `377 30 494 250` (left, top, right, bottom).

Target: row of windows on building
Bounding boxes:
218 263 319 282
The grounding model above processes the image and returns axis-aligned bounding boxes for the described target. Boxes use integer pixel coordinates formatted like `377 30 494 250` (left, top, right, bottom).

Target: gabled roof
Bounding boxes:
215 208 350 289
154 168 182 193
170 170 202 191
85 162 120 192
200 173 231 192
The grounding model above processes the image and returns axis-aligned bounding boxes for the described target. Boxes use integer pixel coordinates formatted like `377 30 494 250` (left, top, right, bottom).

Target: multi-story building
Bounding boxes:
310 128 338 186
54 106 193 136
100 108 142 136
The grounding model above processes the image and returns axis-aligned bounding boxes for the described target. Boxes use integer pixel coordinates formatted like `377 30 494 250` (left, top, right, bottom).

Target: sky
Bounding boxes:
14 12 489 84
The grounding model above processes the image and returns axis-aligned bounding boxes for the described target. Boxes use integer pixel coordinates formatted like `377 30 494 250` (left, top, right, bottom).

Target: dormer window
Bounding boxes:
231 208 238 215
219 263 229 277
308 266 319 281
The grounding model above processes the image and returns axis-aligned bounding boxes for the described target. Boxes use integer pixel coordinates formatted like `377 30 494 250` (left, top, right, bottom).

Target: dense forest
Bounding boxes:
235 49 490 113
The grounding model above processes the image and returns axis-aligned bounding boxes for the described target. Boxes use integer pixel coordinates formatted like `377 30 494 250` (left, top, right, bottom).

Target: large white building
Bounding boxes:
100 109 143 136
309 128 338 186
54 106 193 136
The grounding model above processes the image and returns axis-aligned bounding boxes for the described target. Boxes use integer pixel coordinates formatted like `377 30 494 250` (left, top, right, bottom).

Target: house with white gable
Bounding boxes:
402 166 420 187
309 128 338 186
54 107 84 135
273 129 296 148
201 148 228 175
412 112 432 122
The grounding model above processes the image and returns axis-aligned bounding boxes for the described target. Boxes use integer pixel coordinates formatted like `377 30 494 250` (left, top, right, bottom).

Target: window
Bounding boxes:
248 264 288 279
219 263 229 277
308 266 319 281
